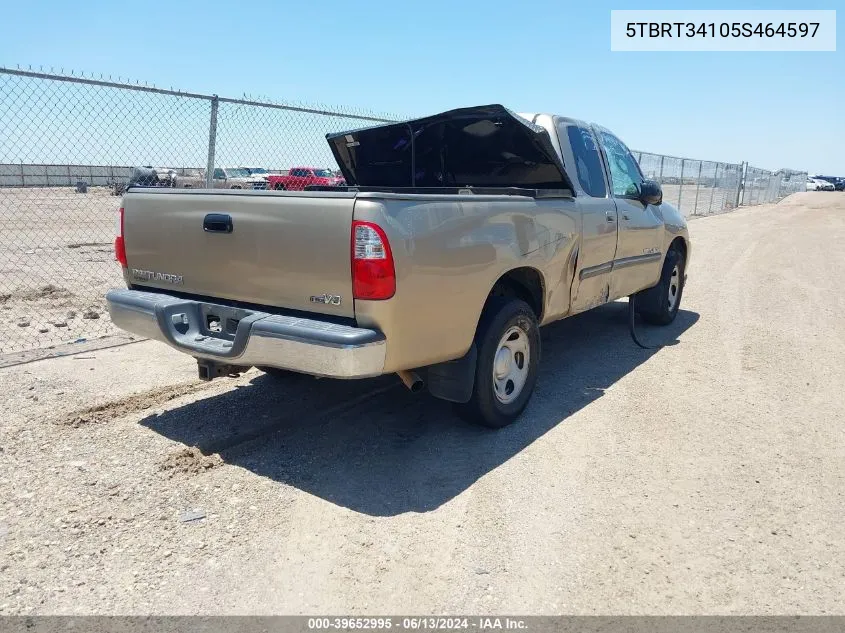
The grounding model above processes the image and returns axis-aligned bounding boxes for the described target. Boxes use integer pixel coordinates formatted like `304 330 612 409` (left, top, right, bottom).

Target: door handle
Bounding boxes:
606 212 616 223
203 213 233 233
622 213 630 220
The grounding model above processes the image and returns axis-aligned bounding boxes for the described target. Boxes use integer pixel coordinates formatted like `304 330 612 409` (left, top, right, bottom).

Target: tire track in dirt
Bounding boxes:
57 370 403 464
57 381 210 427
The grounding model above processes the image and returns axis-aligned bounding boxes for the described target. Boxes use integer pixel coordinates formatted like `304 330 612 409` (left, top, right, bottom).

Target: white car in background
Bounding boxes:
807 177 835 191
241 167 271 186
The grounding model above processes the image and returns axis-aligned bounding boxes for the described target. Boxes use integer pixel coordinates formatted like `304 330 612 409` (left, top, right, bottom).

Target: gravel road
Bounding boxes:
1 192 843 615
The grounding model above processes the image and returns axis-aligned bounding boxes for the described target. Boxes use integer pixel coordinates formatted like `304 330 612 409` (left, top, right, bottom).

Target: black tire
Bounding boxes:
274 183 286 191
635 246 685 325
454 297 540 429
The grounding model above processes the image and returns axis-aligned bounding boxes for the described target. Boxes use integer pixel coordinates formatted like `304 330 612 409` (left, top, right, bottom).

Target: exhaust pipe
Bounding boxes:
397 370 424 393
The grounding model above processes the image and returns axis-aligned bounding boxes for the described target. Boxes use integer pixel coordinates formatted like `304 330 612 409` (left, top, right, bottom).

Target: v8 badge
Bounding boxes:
310 293 342 306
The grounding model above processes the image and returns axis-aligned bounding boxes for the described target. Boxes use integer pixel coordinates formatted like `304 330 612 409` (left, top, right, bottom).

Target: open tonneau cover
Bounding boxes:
326 104 575 192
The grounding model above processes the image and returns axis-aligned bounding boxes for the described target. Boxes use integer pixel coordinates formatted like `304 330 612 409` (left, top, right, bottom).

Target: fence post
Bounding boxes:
67 164 72 187
735 162 746 208
658 155 664 183
708 163 720 214
750 169 756 206
752 168 758 205
205 95 219 188
693 161 703 215
20 161 25 187
751 169 759 206
678 159 685 208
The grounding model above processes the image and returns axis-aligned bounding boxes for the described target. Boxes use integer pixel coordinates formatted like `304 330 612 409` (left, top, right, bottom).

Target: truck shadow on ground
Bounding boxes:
140 302 699 516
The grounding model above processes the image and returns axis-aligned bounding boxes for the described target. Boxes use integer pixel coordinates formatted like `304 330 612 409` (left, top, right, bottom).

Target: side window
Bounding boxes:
564 125 606 197
292 169 305 177
213 168 225 179
597 130 643 198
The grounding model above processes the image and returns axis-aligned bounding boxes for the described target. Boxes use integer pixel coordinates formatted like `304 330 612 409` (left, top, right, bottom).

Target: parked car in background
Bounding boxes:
212 167 268 190
114 166 178 195
807 177 835 191
178 168 268 190
240 167 271 187
267 167 345 190
151 167 178 187
812 175 844 191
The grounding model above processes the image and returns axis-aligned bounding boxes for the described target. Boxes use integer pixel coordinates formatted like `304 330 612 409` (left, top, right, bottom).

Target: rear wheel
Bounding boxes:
274 183 286 191
454 297 540 429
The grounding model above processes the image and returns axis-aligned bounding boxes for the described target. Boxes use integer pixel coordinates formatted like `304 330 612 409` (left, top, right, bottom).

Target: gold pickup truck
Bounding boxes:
107 105 690 428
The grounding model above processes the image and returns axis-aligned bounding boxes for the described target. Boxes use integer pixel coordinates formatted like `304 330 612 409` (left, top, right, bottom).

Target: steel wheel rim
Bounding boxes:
668 264 680 311
492 326 530 404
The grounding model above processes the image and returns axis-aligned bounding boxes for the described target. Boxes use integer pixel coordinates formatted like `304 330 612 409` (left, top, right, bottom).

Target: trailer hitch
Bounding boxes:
197 360 249 381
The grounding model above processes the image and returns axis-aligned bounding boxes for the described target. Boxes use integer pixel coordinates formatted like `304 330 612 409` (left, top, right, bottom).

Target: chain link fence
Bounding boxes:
633 152 806 216
0 67 808 357
0 68 394 357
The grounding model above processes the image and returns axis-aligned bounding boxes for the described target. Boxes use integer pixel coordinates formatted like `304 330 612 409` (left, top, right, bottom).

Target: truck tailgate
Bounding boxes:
122 190 356 318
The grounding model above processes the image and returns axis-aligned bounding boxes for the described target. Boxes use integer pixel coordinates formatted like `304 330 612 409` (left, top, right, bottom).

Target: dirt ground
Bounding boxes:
0 192 843 615
0 187 122 354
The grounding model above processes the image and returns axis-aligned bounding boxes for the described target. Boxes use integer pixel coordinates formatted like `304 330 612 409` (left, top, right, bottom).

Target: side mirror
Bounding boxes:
640 179 663 205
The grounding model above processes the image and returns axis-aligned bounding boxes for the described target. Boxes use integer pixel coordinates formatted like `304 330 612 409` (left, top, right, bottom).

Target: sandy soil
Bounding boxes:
0 187 122 354
0 192 843 614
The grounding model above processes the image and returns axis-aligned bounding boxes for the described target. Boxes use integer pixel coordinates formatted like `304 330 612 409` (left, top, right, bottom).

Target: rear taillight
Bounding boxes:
114 206 127 268
352 220 395 300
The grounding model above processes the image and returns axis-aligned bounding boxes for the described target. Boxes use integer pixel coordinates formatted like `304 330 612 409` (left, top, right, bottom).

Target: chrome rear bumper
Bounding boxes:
105 288 386 378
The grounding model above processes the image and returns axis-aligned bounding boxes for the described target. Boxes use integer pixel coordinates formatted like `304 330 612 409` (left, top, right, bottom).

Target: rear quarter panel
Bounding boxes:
352 194 580 372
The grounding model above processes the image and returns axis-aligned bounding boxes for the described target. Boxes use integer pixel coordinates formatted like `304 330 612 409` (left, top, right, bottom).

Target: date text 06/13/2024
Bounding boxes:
306 617 528 630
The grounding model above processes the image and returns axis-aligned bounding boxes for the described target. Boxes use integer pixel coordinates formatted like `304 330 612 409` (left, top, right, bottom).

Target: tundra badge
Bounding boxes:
132 269 184 285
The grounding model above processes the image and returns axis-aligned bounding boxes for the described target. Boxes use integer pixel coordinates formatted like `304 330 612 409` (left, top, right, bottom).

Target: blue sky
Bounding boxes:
1 0 841 174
